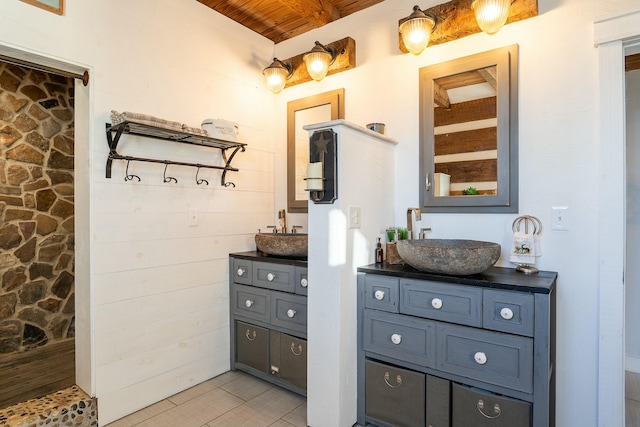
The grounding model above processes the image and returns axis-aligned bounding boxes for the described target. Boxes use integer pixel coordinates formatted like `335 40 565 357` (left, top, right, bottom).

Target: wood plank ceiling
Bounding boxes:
197 0 385 43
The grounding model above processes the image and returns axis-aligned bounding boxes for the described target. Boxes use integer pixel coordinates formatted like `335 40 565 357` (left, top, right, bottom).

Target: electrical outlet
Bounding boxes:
188 208 199 227
349 206 361 229
551 206 569 231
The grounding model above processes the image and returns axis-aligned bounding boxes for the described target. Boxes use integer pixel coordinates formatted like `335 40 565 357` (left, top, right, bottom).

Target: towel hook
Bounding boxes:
163 162 178 183
195 166 209 186
124 159 141 182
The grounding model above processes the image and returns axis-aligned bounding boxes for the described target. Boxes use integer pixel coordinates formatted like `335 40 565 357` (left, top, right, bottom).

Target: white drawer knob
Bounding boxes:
267 272 276 282
245 299 254 308
391 333 402 345
237 268 245 277
431 298 443 309
374 290 385 301
474 351 488 365
287 309 297 318
300 278 308 288
500 307 514 320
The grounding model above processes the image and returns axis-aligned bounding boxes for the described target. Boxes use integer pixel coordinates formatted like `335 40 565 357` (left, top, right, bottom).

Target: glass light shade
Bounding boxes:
263 67 288 93
304 51 332 81
262 58 292 94
472 0 511 35
399 6 435 56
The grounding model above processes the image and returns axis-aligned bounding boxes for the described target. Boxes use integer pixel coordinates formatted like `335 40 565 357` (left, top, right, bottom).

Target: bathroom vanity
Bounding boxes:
357 263 556 427
229 252 308 395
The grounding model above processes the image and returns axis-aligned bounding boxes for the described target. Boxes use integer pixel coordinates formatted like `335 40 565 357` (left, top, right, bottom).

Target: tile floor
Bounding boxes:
103 371 306 427
627 371 640 426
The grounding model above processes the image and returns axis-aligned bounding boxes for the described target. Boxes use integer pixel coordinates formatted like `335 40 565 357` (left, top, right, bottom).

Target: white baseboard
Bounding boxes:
626 356 640 373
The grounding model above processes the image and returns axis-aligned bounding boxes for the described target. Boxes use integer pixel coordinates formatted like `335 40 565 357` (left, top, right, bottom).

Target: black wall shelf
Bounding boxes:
105 121 246 187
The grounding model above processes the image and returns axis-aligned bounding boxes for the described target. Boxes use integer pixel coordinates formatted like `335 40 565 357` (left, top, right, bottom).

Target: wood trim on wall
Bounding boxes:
0 340 75 408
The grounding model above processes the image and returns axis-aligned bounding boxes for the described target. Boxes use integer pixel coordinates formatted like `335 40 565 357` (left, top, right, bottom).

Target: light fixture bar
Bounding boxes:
281 37 356 89
398 0 537 53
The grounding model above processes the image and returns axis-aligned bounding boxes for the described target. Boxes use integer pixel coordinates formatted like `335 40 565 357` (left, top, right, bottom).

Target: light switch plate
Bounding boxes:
551 206 569 231
349 206 361 229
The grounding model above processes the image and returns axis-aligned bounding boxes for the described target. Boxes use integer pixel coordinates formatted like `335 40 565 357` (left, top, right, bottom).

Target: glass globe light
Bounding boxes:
399 5 436 56
303 42 336 81
263 58 292 94
472 0 511 35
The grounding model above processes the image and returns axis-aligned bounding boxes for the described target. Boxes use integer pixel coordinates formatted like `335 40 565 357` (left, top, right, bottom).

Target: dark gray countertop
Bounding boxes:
230 251 307 267
357 263 557 294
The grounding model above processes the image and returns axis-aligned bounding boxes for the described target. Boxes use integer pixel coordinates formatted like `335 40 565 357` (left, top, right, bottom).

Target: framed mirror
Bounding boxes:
287 88 345 213
419 45 518 213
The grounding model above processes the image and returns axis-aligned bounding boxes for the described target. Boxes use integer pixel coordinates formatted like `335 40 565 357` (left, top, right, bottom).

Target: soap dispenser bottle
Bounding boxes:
375 237 383 263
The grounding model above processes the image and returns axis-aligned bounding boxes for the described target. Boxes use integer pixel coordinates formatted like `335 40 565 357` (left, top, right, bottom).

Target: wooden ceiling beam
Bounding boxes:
433 81 451 109
277 0 341 28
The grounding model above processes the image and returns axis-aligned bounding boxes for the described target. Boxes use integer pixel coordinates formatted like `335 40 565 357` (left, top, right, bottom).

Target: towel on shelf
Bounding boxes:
181 124 209 136
110 110 184 132
509 231 540 265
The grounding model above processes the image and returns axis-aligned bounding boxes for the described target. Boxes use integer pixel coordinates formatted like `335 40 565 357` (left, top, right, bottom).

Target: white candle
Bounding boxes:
307 178 323 191
307 162 323 179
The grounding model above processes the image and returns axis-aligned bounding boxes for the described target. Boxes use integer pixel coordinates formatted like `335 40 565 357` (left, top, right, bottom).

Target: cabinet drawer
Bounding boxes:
401 279 482 327
236 321 269 373
365 359 425 427
437 323 533 393
452 383 531 427
363 310 435 367
253 261 295 292
271 292 307 334
232 258 252 285
364 275 399 313
295 267 308 296
232 284 270 323
271 331 307 391
483 290 535 337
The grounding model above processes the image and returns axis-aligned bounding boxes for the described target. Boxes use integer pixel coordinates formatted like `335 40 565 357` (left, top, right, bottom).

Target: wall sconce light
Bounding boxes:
303 41 338 81
262 58 293 94
399 5 436 56
398 0 537 54
472 0 512 35
262 37 356 93
305 130 337 204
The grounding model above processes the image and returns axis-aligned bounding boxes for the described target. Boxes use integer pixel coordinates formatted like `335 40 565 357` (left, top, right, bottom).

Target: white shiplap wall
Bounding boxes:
0 0 278 424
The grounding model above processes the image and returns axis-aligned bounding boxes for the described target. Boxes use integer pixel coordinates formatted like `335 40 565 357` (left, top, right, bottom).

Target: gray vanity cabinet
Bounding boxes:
357 265 556 427
229 252 308 395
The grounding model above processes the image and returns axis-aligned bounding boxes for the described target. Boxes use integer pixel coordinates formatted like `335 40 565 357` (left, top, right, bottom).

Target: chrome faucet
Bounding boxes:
407 208 422 240
278 209 287 234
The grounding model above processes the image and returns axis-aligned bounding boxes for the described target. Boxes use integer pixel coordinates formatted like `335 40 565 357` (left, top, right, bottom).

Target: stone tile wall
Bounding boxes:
0 62 75 355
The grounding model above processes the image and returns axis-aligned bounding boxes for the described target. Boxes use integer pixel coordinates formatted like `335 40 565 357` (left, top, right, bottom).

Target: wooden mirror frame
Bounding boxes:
419 45 518 213
287 89 345 213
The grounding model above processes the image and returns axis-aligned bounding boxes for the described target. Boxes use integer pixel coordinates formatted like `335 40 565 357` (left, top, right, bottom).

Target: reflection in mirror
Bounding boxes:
433 66 497 197
287 89 345 213
420 45 518 213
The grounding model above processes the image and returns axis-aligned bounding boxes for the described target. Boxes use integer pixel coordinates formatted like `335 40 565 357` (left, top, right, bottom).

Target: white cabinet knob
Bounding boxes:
374 290 385 301
267 272 276 282
245 299 254 308
500 307 514 320
391 334 402 345
287 309 296 318
431 298 443 309
300 278 308 288
474 351 488 365
237 268 245 277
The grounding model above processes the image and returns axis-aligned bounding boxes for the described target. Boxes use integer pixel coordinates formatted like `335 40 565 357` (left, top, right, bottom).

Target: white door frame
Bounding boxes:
595 8 640 427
